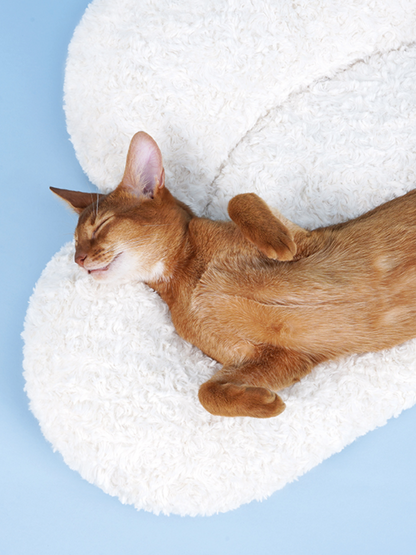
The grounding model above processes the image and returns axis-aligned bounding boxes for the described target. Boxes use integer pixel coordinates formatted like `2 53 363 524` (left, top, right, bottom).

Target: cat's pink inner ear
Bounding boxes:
121 132 165 198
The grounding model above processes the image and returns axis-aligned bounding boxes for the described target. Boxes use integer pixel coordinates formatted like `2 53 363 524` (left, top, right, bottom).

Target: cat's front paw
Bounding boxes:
228 193 297 261
198 381 286 418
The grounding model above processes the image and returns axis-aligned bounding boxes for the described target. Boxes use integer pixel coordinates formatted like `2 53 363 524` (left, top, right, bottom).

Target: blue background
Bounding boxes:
1 1 416 553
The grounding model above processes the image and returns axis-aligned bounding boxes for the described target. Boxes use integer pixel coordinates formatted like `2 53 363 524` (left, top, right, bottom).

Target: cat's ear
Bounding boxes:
50 187 105 214
119 131 165 199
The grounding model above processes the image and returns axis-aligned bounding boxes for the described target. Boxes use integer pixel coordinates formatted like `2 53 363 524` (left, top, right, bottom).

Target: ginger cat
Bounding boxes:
52 131 416 418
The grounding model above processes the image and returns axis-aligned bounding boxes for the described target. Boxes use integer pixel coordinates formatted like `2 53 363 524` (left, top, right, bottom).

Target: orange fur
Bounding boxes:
52 132 416 418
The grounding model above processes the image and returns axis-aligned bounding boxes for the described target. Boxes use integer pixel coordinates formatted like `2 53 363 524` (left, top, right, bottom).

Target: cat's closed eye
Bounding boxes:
92 216 114 238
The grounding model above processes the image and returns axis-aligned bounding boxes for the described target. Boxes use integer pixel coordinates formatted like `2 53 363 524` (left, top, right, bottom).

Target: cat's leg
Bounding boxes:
228 193 308 261
198 347 320 418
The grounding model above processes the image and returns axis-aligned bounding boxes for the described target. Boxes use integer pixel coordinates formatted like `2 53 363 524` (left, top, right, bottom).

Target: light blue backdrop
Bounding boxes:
1 1 415 554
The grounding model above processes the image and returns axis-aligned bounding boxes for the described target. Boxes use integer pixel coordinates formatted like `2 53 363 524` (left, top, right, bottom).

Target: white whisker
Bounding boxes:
139 223 174 227
115 239 147 250
94 191 101 220
90 238 147 259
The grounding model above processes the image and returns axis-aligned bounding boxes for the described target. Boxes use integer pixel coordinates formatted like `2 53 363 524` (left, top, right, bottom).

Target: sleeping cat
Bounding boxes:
52 131 416 418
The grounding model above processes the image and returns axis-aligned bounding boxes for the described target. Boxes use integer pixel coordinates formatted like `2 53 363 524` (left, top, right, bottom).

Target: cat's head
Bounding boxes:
52 132 193 283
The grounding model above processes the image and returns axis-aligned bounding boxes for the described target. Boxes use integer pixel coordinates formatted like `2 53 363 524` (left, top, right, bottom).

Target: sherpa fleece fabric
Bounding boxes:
23 0 416 516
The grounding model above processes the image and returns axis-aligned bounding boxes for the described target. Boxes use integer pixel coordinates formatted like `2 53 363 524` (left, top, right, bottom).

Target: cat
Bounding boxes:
52 131 416 418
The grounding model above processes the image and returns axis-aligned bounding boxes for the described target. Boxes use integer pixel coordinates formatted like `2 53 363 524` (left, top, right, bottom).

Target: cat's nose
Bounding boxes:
75 250 88 267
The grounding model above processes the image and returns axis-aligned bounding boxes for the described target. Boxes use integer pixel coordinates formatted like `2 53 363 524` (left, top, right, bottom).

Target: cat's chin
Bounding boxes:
87 266 112 278
88 269 112 280
87 266 128 284
84 253 123 281
85 253 167 284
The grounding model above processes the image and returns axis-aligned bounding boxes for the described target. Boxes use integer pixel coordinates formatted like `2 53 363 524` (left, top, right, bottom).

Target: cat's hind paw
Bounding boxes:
198 381 286 418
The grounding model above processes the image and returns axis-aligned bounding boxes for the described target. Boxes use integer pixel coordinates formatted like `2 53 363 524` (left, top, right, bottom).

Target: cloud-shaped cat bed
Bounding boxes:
23 0 416 516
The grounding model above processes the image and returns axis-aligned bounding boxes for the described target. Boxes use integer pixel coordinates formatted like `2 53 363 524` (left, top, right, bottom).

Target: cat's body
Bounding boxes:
52 132 416 418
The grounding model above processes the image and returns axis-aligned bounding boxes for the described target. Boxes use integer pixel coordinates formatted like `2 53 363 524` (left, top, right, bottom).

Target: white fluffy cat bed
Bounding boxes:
23 0 416 516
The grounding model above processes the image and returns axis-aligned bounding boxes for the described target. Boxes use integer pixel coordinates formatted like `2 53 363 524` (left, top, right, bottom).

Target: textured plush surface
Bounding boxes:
23 0 416 515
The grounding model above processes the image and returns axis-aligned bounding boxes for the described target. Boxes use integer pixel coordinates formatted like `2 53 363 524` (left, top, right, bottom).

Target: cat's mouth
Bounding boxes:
86 253 122 277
